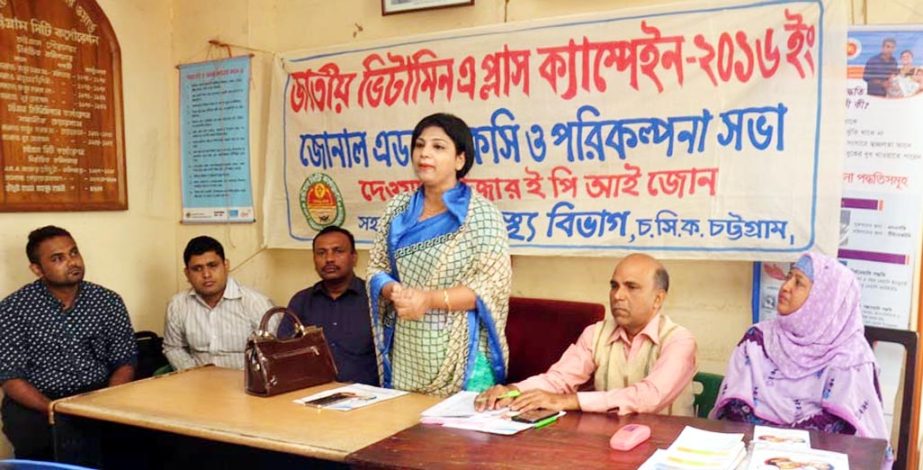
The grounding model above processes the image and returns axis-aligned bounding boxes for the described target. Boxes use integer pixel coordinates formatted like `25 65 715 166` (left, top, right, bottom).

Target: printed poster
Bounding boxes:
840 26 923 330
179 56 255 223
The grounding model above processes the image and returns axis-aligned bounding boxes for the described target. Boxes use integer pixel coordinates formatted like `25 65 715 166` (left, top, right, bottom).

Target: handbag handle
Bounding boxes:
259 306 307 336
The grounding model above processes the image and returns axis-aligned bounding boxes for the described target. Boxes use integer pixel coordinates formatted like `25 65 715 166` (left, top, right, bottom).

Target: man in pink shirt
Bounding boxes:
476 254 696 415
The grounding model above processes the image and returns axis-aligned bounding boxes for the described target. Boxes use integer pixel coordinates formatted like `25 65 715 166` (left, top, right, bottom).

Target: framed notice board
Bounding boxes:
0 0 127 211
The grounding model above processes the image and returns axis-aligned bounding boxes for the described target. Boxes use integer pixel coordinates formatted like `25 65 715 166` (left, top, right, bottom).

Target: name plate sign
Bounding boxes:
0 0 126 211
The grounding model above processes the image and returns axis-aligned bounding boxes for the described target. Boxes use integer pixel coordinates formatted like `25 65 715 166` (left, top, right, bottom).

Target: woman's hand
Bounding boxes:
391 284 431 321
381 282 397 301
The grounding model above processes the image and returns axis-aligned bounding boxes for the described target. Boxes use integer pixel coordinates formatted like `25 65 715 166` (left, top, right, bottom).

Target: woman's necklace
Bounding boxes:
420 203 446 220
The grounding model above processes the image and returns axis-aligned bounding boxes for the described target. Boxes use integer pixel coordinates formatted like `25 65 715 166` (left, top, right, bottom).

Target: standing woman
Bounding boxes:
368 113 511 396
711 252 891 466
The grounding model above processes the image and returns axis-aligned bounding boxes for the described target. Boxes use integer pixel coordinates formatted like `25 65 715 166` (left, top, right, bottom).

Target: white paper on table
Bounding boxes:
421 392 566 436
746 446 849 470
663 426 747 470
438 410 534 435
420 390 480 417
639 449 668 470
436 410 565 436
641 448 748 470
752 425 811 449
293 384 408 411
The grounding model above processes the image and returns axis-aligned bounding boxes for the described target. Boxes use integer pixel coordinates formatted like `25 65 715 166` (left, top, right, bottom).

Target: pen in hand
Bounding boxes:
474 390 521 402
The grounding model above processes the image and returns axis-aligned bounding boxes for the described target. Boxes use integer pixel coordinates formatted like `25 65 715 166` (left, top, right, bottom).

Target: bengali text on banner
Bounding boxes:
264 0 846 260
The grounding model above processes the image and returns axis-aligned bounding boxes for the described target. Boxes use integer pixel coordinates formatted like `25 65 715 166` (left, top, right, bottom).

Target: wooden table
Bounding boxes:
51 366 440 467
346 412 888 469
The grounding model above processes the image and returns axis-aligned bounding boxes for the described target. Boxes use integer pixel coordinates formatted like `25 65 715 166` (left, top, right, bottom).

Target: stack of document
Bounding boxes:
640 426 746 469
420 391 563 435
747 425 849 470
641 425 851 470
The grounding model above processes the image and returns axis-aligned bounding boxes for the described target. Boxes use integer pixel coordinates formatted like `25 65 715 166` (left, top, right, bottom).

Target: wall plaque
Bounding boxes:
0 0 126 211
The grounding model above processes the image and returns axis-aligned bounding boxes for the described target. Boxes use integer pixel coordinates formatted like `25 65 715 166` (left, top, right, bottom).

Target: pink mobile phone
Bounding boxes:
609 424 651 451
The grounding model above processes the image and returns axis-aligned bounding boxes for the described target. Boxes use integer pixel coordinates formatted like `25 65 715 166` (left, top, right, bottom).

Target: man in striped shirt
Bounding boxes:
163 236 275 370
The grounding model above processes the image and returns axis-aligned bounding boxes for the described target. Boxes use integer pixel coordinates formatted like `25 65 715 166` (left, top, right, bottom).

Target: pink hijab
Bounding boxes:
711 253 889 444
763 252 872 379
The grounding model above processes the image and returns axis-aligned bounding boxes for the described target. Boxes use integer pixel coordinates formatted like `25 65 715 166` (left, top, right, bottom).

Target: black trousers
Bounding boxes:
1 395 53 460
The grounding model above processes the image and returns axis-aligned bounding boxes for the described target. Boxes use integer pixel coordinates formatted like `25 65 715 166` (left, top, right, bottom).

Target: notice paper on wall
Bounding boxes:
839 26 923 330
179 55 255 223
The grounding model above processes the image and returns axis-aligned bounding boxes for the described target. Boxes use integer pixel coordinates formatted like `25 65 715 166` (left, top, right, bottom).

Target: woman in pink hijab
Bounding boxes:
710 253 891 465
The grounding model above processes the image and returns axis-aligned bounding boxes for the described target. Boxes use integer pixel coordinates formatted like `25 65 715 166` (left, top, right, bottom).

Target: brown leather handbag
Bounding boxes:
245 307 338 397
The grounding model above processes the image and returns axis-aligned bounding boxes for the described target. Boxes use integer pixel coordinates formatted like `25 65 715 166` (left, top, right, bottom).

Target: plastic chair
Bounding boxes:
505 297 605 383
153 364 175 376
693 372 723 418
865 326 918 470
0 460 94 470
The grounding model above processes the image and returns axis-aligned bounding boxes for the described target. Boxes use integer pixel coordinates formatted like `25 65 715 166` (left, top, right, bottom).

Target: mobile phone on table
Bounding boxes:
511 409 558 424
303 392 355 407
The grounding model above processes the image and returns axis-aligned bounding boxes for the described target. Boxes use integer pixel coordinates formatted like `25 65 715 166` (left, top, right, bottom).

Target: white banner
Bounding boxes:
265 0 845 259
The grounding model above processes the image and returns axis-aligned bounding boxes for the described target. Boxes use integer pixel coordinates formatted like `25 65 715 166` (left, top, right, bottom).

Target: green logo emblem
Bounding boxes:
299 173 345 230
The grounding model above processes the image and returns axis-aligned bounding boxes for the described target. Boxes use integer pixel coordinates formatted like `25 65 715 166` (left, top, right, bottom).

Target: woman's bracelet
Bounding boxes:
442 289 452 311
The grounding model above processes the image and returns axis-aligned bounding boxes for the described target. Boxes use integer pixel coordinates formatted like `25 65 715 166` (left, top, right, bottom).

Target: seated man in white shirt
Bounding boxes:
163 236 275 370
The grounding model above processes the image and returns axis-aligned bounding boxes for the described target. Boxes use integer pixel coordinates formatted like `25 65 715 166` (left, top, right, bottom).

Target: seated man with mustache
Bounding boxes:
164 236 275 371
278 226 378 386
477 254 696 416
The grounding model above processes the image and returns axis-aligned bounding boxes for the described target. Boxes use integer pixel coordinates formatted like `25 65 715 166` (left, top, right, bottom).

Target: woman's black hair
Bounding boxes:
410 113 476 179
